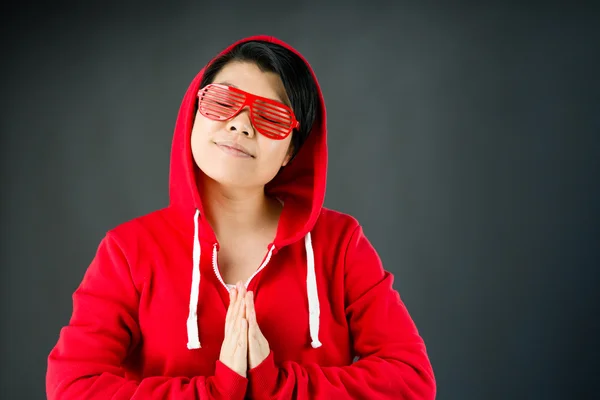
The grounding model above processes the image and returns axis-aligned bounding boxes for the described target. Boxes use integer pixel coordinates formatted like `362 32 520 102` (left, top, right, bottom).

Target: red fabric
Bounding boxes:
46 35 435 399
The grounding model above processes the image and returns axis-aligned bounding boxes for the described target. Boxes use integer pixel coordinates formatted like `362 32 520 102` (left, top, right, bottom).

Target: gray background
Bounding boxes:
2 1 599 399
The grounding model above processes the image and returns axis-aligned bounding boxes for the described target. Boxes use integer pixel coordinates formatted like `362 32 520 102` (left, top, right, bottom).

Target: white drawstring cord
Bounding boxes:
305 232 322 348
186 209 201 349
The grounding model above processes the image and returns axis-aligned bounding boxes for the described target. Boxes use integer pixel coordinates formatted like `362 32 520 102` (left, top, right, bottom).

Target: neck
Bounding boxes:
199 174 280 238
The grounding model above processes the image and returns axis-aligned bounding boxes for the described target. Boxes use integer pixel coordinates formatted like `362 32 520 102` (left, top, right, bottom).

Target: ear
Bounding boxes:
281 143 294 167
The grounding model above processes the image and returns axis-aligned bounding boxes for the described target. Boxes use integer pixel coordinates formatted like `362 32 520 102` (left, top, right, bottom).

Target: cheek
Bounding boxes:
258 137 292 162
191 115 222 147
191 117 221 166
253 137 292 184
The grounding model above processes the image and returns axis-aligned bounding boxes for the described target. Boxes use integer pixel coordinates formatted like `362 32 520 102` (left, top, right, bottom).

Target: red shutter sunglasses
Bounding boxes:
197 83 300 140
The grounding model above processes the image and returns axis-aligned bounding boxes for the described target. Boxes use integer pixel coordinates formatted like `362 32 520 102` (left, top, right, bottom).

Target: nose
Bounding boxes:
225 106 255 138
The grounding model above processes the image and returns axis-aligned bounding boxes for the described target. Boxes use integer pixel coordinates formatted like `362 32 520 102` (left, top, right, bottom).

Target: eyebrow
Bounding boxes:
216 81 289 106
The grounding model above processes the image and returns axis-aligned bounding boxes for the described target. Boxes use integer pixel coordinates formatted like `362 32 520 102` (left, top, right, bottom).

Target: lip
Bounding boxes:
214 141 254 158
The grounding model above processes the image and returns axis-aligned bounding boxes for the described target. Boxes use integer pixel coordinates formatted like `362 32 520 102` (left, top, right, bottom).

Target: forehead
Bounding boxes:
212 61 289 105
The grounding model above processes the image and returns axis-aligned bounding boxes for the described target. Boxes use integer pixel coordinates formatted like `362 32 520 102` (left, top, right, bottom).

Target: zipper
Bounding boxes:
211 244 228 290
211 243 276 291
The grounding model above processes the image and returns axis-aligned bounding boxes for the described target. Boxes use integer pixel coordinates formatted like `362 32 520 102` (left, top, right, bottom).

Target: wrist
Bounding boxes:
248 351 278 398
214 360 248 398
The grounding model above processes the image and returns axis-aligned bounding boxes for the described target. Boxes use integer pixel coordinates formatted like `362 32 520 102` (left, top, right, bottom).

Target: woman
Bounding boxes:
46 35 436 399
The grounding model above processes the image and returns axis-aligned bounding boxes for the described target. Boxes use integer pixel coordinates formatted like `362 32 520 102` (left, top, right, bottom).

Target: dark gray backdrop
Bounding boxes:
2 1 599 399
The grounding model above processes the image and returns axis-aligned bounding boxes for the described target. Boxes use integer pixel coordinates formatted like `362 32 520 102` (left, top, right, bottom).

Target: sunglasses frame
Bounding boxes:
197 83 300 140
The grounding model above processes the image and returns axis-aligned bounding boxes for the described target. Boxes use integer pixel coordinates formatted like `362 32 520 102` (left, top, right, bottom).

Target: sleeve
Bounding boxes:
46 233 247 400
247 225 436 400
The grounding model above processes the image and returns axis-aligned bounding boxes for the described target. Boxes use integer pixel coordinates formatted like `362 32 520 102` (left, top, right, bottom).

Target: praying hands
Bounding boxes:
219 281 271 376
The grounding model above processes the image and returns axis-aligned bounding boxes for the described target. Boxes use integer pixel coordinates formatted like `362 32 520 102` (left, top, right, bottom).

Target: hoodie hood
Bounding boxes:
168 35 328 250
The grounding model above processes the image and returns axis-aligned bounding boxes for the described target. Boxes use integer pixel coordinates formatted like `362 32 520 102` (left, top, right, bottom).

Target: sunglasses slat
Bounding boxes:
256 114 292 125
203 92 245 107
200 98 240 113
253 103 291 118
253 120 288 137
204 85 246 100
255 112 291 124
200 105 234 119
201 100 240 113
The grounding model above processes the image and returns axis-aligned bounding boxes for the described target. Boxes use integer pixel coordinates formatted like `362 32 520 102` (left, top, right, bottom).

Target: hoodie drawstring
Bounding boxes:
186 209 202 349
305 232 322 348
186 209 321 350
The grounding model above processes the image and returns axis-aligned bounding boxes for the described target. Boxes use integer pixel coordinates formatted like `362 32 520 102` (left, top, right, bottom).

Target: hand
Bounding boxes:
246 291 270 369
219 281 248 377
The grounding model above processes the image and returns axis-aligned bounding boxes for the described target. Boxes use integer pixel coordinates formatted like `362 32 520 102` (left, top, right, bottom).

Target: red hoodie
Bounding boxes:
46 35 436 399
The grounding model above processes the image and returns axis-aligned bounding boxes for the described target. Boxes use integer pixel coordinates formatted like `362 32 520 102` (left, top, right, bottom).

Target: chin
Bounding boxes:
200 164 255 188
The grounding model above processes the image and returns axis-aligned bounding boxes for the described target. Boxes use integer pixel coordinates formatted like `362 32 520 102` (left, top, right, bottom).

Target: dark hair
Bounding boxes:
199 40 319 157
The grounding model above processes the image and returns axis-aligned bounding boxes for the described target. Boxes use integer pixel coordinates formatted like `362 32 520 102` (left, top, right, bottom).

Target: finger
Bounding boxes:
227 284 244 337
246 295 253 334
246 291 257 326
232 282 245 327
248 293 266 346
225 287 237 327
245 292 252 322
236 318 248 354
246 295 259 344
237 282 247 320
237 282 245 310
231 318 247 372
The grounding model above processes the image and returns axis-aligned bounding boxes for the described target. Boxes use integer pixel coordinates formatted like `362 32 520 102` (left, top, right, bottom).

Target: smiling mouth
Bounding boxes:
214 142 254 158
